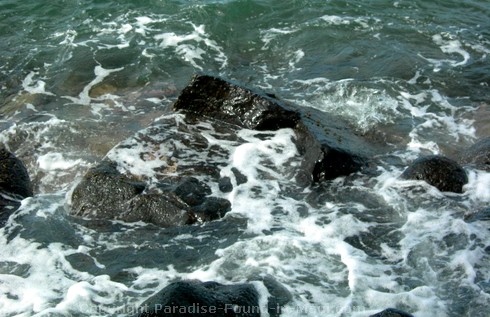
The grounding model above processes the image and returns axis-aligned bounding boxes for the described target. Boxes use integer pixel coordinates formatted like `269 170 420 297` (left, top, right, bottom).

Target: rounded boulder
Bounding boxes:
401 155 468 193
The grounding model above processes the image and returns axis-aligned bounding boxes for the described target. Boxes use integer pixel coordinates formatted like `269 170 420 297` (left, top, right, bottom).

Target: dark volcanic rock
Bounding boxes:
133 280 259 317
174 177 211 206
297 106 374 182
71 162 228 226
231 167 248 185
69 115 235 227
459 137 490 171
70 75 383 226
70 161 204 227
369 308 415 317
0 147 33 199
0 147 33 227
71 160 146 220
174 74 374 184
132 278 291 317
173 74 301 131
259 275 292 317
218 176 233 193
190 197 231 222
401 155 468 193
122 192 191 227
312 144 367 182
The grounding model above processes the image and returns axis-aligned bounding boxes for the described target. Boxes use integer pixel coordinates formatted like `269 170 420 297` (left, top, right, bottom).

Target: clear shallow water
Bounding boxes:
0 0 489 316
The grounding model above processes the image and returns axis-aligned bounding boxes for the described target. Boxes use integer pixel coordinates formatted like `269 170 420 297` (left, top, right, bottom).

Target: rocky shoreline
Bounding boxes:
1 74 489 317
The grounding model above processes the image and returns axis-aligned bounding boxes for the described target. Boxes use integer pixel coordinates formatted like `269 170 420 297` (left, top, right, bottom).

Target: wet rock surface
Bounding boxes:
459 137 490 171
312 144 367 182
133 280 260 317
132 278 291 317
0 147 33 226
70 74 384 226
173 74 301 131
369 308 415 317
401 155 468 193
175 74 378 184
70 112 300 226
70 116 235 227
464 207 490 223
0 147 33 199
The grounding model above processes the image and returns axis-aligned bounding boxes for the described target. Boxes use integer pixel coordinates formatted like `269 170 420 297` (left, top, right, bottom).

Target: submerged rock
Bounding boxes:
258 275 292 317
132 278 290 317
369 308 415 317
464 207 490 223
0 147 33 227
459 137 490 171
401 155 468 193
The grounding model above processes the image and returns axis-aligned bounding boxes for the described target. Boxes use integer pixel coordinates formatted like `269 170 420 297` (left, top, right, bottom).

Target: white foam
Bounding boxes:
154 23 227 70
225 128 300 233
25 103 38 111
63 65 124 106
55 29 78 48
399 91 427 107
22 72 55 96
318 15 376 30
0 205 83 315
288 49 305 71
297 212 369 244
320 15 351 26
291 79 400 132
420 33 471 71
399 87 476 153
120 23 133 34
54 276 129 315
37 152 83 171
135 18 151 36
261 27 298 49
107 138 173 180
433 34 470 67
464 170 490 203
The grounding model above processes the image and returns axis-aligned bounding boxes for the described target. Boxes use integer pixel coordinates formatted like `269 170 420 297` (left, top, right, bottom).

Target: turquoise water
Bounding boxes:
1 1 489 316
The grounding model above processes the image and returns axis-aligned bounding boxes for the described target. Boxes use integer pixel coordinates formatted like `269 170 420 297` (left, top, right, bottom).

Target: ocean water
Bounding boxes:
1 0 489 316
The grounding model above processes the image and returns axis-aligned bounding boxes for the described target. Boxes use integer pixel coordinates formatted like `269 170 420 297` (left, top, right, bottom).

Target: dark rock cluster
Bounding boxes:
3 74 488 317
69 74 490 226
0 147 33 227
129 279 416 317
71 160 230 227
70 74 377 227
174 74 374 185
172 74 301 131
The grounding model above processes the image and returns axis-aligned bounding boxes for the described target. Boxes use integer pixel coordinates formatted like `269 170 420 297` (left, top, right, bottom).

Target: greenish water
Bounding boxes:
0 1 489 316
